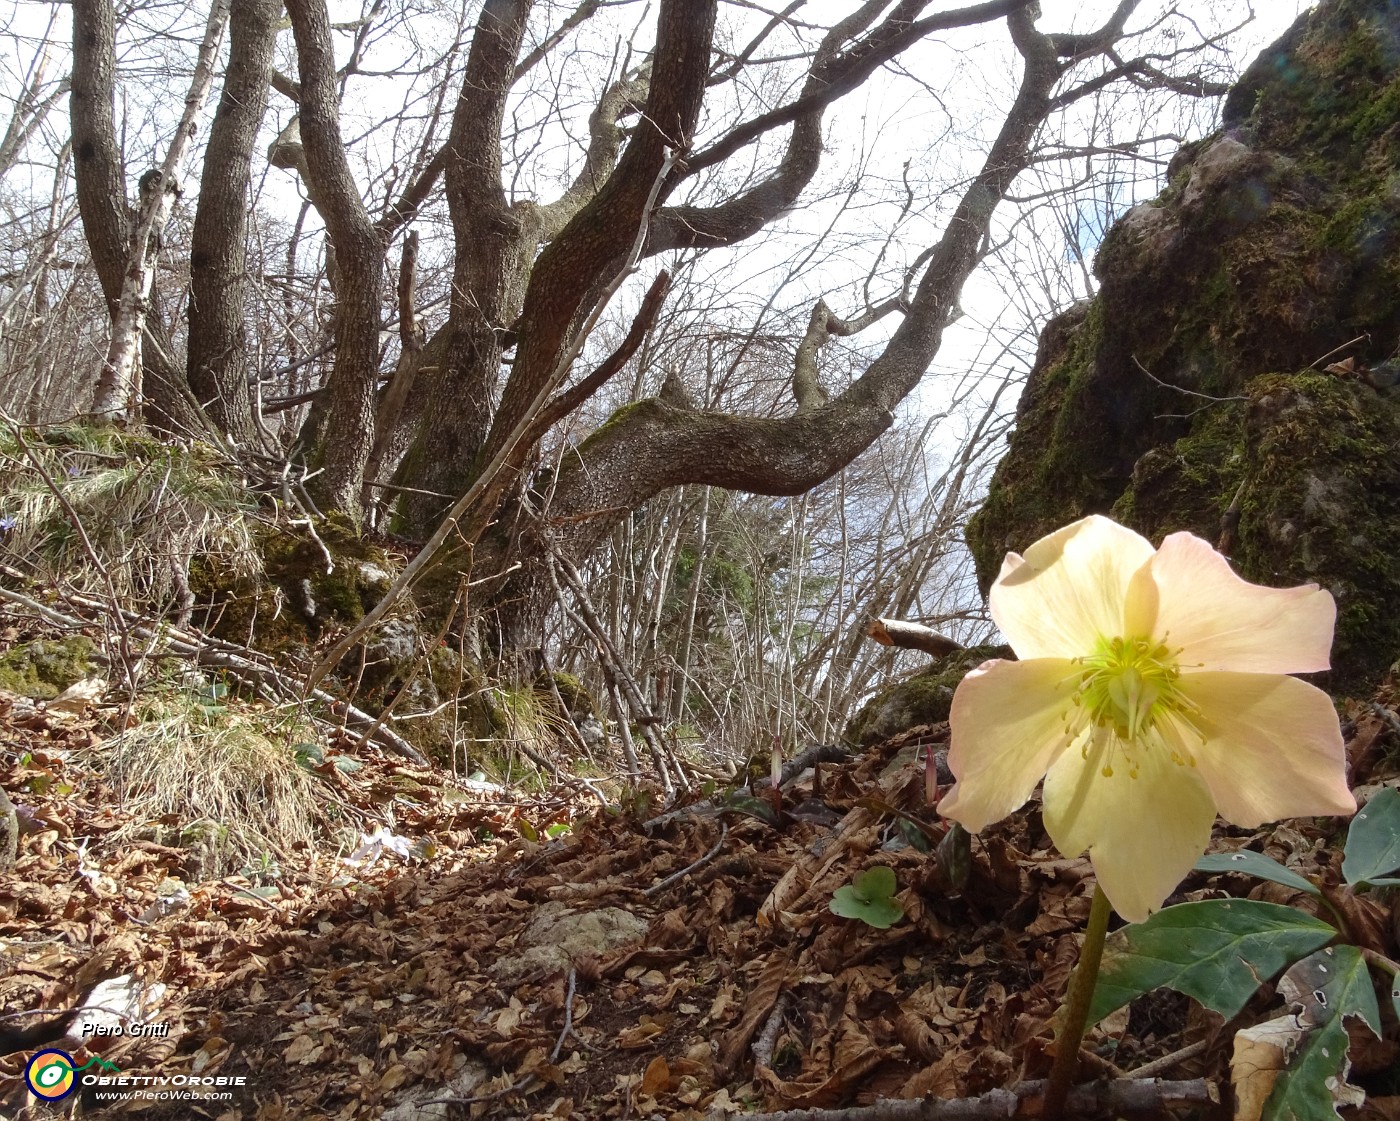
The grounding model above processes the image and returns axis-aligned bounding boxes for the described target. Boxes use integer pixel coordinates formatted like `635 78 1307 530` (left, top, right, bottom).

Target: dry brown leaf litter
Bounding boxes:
1 687 1398 1120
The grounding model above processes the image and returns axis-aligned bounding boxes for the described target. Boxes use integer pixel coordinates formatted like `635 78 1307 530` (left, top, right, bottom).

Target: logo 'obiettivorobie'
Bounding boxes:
24 1048 77 1101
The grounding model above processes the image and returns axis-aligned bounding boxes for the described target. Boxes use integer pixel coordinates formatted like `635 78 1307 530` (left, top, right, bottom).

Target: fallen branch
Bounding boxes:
752 991 791 1073
864 617 964 659
0 583 429 766
754 742 852 791
1125 1039 1209 1079
737 1077 1217 1121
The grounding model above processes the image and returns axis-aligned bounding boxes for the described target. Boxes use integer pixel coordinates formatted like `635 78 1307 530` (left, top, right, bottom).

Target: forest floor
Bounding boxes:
2 657 1399 1121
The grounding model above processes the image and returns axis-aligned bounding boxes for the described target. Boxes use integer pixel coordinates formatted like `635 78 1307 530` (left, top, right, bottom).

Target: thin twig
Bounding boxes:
1308 334 1369 370
550 967 581 1062
548 550 682 794
1126 1039 1208 1079
644 823 729 898
1132 355 1247 410
281 460 333 575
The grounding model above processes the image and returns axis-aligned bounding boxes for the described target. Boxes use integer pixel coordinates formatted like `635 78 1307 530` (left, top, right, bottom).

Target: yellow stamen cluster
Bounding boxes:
1067 636 1200 778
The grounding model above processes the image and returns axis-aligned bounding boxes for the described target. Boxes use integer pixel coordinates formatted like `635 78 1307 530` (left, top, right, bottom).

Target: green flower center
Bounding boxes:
1070 635 1198 778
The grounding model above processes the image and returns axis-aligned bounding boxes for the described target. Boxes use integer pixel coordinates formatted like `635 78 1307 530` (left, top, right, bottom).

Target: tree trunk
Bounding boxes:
394 0 534 531
479 3 1059 640
89 0 230 423
188 0 280 446
70 0 219 436
69 0 127 311
285 0 385 517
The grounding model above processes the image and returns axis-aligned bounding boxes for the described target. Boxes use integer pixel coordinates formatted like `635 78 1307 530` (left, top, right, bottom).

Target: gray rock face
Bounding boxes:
968 0 1400 692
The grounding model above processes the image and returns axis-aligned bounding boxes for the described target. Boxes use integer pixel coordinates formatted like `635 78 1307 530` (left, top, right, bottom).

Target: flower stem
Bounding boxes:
1043 883 1113 1121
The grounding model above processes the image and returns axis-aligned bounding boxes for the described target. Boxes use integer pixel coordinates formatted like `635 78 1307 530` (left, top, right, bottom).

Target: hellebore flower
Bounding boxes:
939 515 1355 921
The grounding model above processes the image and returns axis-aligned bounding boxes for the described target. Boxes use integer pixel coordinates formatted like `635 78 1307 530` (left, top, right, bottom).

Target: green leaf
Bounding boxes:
829 866 904 929
853 866 896 899
1195 851 1320 895
545 823 571 839
1086 899 1336 1025
1341 787 1400 887
1287 945 1381 1037
1264 1016 1354 1121
896 816 933 853
292 741 323 765
720 793 781 827
1264 946 1381 1121
936 822 971 891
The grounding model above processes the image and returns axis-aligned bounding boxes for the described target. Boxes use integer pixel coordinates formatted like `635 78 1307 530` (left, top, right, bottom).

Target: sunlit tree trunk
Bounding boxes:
285 0 385 516
89 0 230 423
188 0 279 446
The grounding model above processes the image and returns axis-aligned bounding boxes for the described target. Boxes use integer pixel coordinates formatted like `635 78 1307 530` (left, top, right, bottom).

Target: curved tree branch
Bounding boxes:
543 2 1062 563
482 0 718 463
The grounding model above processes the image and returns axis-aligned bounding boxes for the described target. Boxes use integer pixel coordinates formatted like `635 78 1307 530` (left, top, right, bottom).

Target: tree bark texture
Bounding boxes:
70 0 218 435
69 0 127 312
397 0 716 530
188 0 280 446
285 0 385 516
89 0 230 422
395 0 1032 541
393 0 534 530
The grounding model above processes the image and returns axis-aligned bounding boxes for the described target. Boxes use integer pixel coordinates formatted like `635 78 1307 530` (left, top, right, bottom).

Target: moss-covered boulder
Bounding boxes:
843 645 1010 746
0 636 98 699
968 0 1400 693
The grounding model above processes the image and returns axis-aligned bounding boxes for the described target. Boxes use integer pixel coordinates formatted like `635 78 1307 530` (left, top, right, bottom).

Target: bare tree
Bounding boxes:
424 0 1232 647
186 0 280 445
88 0 228 422
42 0 1241 672
70 0 210 434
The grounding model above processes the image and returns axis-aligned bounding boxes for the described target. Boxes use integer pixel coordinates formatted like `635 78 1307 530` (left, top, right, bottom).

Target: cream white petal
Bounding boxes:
1175 671 1355 826
939 658 1079 833
1148 532 1335 673
991 516 1155 660
1042 727 1216 922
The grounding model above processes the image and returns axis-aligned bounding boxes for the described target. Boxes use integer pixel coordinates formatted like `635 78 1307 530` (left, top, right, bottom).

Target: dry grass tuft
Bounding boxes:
0 423 259 611
105 690 331 878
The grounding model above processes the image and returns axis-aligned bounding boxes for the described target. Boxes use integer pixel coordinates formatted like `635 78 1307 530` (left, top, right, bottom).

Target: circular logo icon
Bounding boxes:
24 1048 77 1101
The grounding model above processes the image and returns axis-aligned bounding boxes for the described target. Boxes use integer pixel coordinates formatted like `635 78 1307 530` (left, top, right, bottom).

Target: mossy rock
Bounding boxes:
0 636 98 700
192 520 406 649
539 670 596 718
968 0 1400 693
843 644 1010 747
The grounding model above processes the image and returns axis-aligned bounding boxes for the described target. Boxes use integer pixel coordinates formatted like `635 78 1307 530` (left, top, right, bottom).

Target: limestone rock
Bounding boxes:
968 0 1400 692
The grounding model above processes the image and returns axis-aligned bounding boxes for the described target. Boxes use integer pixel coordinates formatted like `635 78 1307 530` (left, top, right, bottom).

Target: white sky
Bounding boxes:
0 0 1318 415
